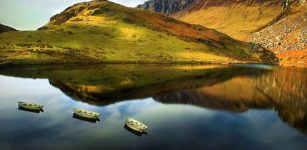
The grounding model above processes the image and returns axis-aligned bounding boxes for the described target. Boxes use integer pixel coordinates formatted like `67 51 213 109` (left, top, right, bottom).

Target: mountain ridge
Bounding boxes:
138 0 282 16
138 0 306 67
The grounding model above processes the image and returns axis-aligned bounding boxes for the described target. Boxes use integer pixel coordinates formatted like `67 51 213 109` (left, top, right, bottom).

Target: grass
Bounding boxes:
0 0 258 65
177 3 282 40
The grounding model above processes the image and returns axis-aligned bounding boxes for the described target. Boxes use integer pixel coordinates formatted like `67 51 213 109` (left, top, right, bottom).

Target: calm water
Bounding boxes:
0 64 306 150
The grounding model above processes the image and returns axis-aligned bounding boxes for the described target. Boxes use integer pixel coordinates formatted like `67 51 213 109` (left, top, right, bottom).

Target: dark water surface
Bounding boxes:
0 64 306 150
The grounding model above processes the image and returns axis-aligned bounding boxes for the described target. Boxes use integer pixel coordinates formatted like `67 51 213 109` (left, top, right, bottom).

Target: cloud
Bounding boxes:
110 0 148 7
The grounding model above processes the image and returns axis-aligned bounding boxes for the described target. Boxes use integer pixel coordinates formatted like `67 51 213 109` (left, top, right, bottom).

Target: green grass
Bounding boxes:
0 0 257 65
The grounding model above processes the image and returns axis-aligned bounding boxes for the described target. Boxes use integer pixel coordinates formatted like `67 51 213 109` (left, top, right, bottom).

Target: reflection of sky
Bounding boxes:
0 75 306 149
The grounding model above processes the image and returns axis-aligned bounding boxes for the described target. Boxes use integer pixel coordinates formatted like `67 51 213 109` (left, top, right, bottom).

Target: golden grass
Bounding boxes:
177 4 282 40
176 51 230 62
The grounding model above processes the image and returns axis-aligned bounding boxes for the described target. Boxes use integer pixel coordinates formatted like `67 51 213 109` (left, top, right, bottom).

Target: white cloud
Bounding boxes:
110 0 148 7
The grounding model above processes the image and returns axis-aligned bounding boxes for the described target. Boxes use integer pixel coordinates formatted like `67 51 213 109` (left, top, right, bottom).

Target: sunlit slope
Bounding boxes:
0 0 259 64
174 0 282 40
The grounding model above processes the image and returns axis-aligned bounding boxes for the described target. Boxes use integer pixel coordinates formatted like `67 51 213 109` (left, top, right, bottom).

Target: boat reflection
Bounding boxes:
124 124 148 136
18 107 44 113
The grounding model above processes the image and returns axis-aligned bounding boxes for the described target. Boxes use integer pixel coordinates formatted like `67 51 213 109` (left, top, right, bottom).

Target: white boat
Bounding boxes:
18 101 43 111
73 107 100 120
124 117 148 133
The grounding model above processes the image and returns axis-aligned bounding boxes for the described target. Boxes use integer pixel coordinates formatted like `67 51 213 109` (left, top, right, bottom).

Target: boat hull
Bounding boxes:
18 101 43 111
73 108 100 120
124 117 148 133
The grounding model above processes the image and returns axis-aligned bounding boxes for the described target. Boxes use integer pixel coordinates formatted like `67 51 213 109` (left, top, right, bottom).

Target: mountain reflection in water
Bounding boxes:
0 64 306 149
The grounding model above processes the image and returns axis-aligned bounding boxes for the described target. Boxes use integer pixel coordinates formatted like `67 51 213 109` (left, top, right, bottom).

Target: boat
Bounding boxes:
124 124 148 136
18 101 44 111
124 117 148 133
73 107 100 120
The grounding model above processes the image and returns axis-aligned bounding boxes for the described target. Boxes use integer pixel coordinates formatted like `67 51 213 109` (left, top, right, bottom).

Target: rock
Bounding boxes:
137 0 197 15
275 36 281 41
255 32 261 36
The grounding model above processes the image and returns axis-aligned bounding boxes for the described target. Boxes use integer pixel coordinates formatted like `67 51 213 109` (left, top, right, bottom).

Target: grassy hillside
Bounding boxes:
174 0 282 40
0 0 262 65
0 23 16 33
169 0 306 67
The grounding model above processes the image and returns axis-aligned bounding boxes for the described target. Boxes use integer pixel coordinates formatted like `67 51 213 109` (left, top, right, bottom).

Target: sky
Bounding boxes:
0 0 147 30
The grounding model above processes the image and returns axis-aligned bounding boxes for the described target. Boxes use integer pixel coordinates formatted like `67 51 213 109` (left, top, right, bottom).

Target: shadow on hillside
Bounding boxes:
247 42 279 64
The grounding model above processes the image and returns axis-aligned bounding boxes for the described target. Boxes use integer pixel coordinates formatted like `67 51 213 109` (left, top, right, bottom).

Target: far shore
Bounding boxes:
0 60 273 69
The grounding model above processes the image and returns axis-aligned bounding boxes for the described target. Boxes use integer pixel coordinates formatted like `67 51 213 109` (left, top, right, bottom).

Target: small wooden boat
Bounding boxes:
124 117 148 133
18 101 43 111
73 107 100 120
124 124 148 136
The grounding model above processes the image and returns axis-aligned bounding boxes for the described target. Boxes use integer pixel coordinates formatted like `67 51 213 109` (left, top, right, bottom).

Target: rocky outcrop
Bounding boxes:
137 0 198 15
138 0 282 15
0 24 16 33
249 2 307 67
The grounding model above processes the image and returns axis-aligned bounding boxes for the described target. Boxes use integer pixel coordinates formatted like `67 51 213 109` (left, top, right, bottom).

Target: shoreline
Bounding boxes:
2 59 306 69
0 60 274 69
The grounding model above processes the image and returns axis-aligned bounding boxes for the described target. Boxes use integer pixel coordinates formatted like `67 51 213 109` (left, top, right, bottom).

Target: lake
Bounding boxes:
0 64 306 150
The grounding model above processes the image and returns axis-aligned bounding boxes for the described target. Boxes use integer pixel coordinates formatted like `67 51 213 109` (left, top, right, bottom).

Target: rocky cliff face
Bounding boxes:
0 24 16 33
138 0 283 15
137 0 198 15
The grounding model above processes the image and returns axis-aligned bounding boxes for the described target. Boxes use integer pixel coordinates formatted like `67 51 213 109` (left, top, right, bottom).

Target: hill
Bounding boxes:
139 0 306 67
0 0 267 65
139 0 283 40
0 23 16 33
